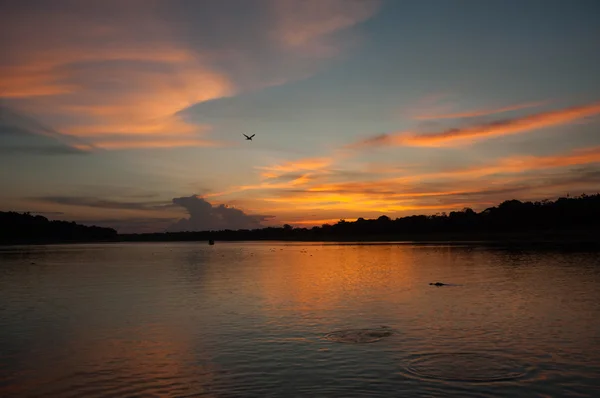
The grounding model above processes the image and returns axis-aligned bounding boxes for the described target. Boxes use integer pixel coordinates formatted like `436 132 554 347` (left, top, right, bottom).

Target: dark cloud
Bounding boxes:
33 194 272 233
168 195 273 232
345 133 391 149
37 196 173 211
414 167 600 209
0 105 90 155
5 210 65 216
75 217 175 234
0 145 87 155
125 192 161 199
267 172 306 183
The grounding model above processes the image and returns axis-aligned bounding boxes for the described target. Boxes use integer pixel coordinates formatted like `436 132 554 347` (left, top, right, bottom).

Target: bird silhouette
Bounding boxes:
243 133 255 141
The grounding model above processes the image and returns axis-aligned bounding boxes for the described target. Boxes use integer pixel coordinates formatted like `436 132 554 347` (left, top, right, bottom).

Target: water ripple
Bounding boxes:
401 352 536 383
2 242 600 397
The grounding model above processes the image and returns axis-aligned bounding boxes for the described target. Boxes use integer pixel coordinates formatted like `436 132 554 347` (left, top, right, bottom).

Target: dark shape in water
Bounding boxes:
403 352 532 383
323 326 394 344
208 239 215 245
429 282 446 286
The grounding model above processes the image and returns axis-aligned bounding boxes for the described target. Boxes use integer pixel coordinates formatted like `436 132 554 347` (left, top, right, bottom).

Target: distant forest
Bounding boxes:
2 194 600 245
121 193 600 243
0 211 117 244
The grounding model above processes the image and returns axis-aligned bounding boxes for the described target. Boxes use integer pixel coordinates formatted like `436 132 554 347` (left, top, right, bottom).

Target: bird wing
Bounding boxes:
243 133 250 138
250 134 255 138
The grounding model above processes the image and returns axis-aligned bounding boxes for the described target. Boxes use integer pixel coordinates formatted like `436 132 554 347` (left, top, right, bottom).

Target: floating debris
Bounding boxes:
323 326 395 344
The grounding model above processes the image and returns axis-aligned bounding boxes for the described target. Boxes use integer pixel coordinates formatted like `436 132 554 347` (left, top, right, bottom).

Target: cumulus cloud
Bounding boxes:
31 194 273 233
168 195 273 232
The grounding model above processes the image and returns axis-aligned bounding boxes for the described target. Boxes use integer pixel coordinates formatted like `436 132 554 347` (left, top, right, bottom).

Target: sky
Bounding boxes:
1 0 600 233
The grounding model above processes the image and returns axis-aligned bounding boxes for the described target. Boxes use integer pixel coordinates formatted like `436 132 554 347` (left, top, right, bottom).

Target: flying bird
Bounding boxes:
243 133 255 141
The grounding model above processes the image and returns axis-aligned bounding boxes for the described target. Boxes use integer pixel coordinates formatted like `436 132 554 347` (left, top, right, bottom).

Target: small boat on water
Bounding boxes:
208 239 215 245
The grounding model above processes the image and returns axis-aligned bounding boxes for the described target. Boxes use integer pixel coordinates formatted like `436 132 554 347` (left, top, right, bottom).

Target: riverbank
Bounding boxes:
113 229 600 250
3 229 599 251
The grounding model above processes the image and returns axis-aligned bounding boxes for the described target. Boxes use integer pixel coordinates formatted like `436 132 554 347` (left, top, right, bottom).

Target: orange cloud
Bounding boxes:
65 117 210 137
351 101 600 148
0 70 76 98
334 146 600 191
431 145 600 180
495 146 600 170
205 173 319 199
3 55 233 147
406 101 600 146
209 145 600 208
214 144 600 220
2 1 383 151
256 170 600 217
416 100 548 120
257 157 333 178
261 190 475 214
201 157 336 199
277 218 342 226
0 4 234 150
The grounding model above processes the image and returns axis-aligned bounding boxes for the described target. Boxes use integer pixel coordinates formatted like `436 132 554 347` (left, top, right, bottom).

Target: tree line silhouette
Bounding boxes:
2 194 599 245
121 193 600 243
0 211 117 244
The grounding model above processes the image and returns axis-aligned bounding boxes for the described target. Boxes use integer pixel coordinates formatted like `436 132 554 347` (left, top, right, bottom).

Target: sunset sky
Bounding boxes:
1 0 600 233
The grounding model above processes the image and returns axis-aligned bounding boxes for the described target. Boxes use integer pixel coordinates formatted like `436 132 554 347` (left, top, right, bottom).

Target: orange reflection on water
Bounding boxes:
257 244 419 317
4 322 220 398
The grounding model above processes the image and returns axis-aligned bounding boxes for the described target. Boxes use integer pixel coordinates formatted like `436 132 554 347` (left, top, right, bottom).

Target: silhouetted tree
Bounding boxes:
0 212 117 244
48 193 600 244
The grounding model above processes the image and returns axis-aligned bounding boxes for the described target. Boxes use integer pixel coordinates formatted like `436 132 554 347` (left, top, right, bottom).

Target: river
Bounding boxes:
1 242 599 397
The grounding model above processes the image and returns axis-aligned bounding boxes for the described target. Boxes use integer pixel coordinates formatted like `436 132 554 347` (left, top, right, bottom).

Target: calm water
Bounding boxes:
1 242 600 397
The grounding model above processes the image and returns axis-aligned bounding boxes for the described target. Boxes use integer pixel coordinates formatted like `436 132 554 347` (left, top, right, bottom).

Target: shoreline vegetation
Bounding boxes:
1 194 600 248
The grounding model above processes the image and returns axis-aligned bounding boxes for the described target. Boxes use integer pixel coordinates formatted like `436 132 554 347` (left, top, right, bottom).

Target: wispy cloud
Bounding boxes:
28 143 600 231
0 1 381 151
1 105 90 154
73 138 223 151
270 0 381 57
36 196 173 211
211 145 600 201
204 145 600 223
73 217 176 234
0 2 233 150
313 146 600 191
257 157 333 178
202 157 335 198
415 100 549 120
351 101 600 148
0 145 87 155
